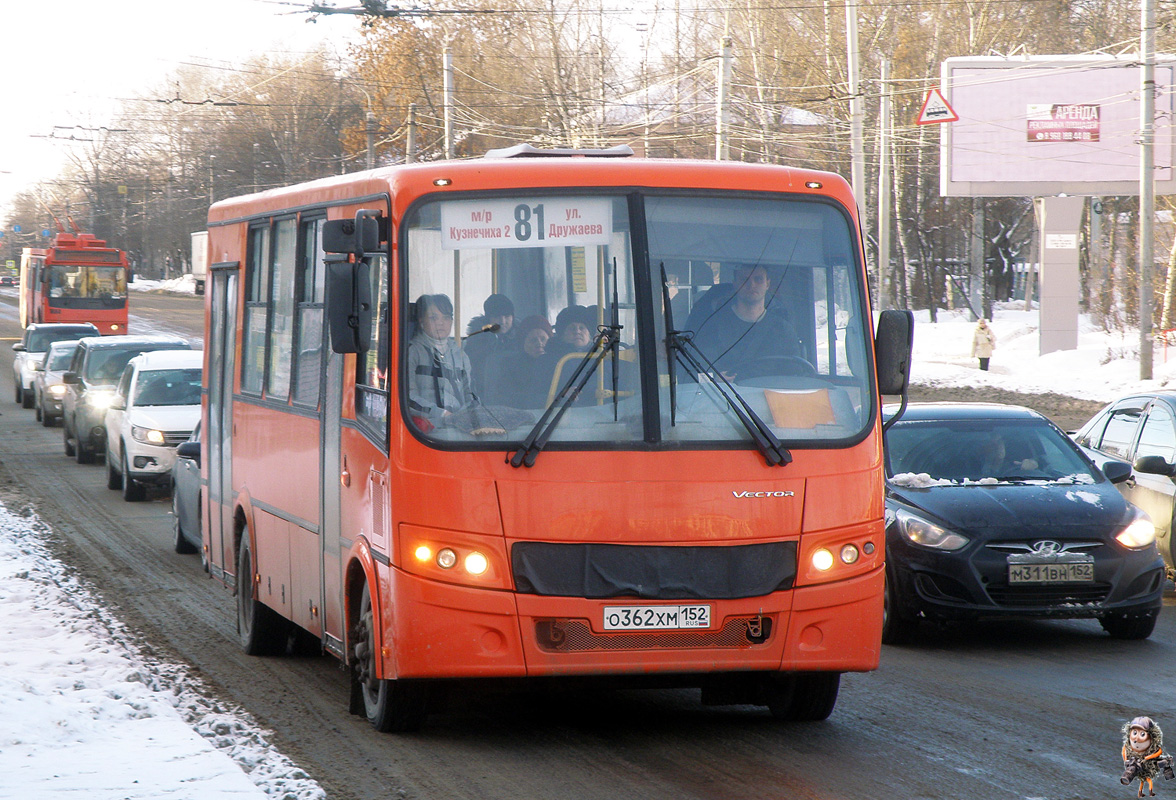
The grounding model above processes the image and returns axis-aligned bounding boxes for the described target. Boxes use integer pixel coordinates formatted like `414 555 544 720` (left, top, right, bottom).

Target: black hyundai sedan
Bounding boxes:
883 403 1165 643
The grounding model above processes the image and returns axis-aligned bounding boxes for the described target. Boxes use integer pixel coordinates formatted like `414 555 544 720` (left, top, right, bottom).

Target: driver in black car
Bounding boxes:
684 262 802 381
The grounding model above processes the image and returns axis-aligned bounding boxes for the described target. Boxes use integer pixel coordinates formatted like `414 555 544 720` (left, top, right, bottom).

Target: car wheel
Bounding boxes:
13 378 20 404
33 395 41 421
40 405 53 427
21 383 34 409
63 420 76 457
882 569 920 645
350 579 427 732
1100 609 1159 640
765 672 840 721
121 450 145 501
105 444 123 490
236 528 289 656
76 436 94 464
172 493 197 554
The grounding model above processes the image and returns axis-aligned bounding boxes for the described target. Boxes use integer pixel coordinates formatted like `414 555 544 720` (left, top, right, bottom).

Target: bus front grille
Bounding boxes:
534 616 773 652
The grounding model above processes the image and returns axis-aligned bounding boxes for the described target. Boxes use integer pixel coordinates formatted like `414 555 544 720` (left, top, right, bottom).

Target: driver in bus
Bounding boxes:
406 293 476 426
683 263 801 381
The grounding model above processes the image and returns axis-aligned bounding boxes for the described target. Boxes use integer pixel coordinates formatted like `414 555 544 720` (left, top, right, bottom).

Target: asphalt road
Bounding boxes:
0 287 1170 800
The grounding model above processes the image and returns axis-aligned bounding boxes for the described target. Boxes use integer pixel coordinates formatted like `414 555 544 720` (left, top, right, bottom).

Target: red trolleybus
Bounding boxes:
200 146 913 731
20 229 130 335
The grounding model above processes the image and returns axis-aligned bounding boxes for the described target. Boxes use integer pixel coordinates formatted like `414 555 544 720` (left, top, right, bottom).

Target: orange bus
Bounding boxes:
201 146 913 731
19 229 130 334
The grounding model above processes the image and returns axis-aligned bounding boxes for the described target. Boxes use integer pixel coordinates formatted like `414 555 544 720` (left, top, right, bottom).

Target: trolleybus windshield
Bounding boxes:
403 191 873 450
47 264 127 306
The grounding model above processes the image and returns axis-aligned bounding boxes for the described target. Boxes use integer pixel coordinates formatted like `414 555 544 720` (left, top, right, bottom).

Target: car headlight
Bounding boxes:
1116 516 1157 549
85 390 116 409
894 507 969 551
48 384 67 397
131 425 167 445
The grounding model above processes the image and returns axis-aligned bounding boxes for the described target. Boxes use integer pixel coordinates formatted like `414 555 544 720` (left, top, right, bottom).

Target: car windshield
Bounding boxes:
886 417 1098 484
402 192 872 451
132 368 202 406
46 345 78 371
26 329 93 352
86 345 185 384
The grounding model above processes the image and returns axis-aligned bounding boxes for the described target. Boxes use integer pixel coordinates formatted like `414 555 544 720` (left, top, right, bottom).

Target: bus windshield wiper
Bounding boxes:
665 330 792 467
509 324 622 468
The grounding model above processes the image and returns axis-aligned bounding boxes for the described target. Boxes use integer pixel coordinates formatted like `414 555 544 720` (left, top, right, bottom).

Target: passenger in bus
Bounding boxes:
683 263 801 381
406 294 475 424
547 304 596 360
483 315 554 409
464 293 516 395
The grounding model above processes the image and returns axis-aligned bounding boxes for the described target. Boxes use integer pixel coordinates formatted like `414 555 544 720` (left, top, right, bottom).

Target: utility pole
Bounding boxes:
366 111 378 169
443 47 455 159
406 103 417 164
877 56 891 311
1141 0 1156 379
715 37 732 160
845 0 865 211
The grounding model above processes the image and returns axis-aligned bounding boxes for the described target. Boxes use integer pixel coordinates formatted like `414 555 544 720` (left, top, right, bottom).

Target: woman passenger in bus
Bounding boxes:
406 294 476 426
484 315 554 409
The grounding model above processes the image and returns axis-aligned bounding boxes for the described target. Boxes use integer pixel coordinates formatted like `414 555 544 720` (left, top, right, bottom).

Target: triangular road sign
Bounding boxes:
916 88 959 125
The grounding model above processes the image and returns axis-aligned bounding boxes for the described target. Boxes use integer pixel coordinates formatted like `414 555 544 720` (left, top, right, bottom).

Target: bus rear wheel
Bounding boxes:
350 581 427 732
235 530 288 656
765 672 840 721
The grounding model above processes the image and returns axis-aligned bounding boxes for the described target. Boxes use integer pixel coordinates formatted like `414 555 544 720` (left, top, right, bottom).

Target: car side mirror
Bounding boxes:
11 343 24 352
176 440 201 467
1102 459 1134 484
62 372 79 385
1133 454 1176 478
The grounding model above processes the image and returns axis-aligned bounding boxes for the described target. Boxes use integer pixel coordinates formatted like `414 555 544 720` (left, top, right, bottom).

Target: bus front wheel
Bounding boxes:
235 531 288 656
350 581 427 732
765 672 840 721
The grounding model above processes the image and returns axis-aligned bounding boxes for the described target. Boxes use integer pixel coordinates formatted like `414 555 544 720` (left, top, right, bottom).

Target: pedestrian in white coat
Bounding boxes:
971 318 996 371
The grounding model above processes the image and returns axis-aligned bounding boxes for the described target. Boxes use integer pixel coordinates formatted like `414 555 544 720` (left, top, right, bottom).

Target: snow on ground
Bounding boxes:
908 301 1176 404
0 505 325 800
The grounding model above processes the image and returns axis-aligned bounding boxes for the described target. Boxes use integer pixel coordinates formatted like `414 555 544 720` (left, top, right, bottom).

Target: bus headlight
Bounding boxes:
399 525 510 590
131 425 166 445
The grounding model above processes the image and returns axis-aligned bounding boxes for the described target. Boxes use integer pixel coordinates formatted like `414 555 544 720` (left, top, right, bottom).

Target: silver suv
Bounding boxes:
61 334 192 463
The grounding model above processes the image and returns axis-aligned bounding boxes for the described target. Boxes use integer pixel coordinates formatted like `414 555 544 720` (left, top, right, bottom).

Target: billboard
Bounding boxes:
940 56 1176 197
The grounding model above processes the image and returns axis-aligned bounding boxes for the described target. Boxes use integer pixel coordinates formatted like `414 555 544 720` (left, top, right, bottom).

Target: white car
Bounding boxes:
105 350 203 502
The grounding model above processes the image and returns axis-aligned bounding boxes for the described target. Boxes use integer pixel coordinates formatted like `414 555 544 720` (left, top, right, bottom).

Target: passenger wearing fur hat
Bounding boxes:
483 315 554 408
464 293 517 396
1122 716 1175 797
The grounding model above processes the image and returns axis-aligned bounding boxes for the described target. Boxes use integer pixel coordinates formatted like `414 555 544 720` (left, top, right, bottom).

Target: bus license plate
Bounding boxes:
1008 563 1094 583
602 604 712 631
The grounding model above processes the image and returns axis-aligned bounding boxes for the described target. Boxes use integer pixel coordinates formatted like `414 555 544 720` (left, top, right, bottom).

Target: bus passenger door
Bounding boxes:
320 344 345 656
207 268 237 584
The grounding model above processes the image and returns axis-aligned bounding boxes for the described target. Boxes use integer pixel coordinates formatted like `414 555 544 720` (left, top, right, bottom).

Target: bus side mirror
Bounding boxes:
875 309 914 396
323 214 380 257
326 260 372 354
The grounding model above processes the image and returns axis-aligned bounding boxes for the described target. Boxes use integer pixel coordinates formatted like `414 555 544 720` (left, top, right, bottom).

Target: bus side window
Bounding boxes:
356 253 389 443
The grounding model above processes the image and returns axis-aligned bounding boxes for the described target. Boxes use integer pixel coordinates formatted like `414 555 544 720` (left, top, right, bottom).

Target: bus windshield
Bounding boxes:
47 264 127 306
403 192 872 450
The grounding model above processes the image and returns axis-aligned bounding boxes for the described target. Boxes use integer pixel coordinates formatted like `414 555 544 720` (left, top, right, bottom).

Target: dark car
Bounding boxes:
171 422 203 565
0 275 16 286
883 402 1165 643
61 334 192 463
12 322 100 408
1073 392 1176 574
